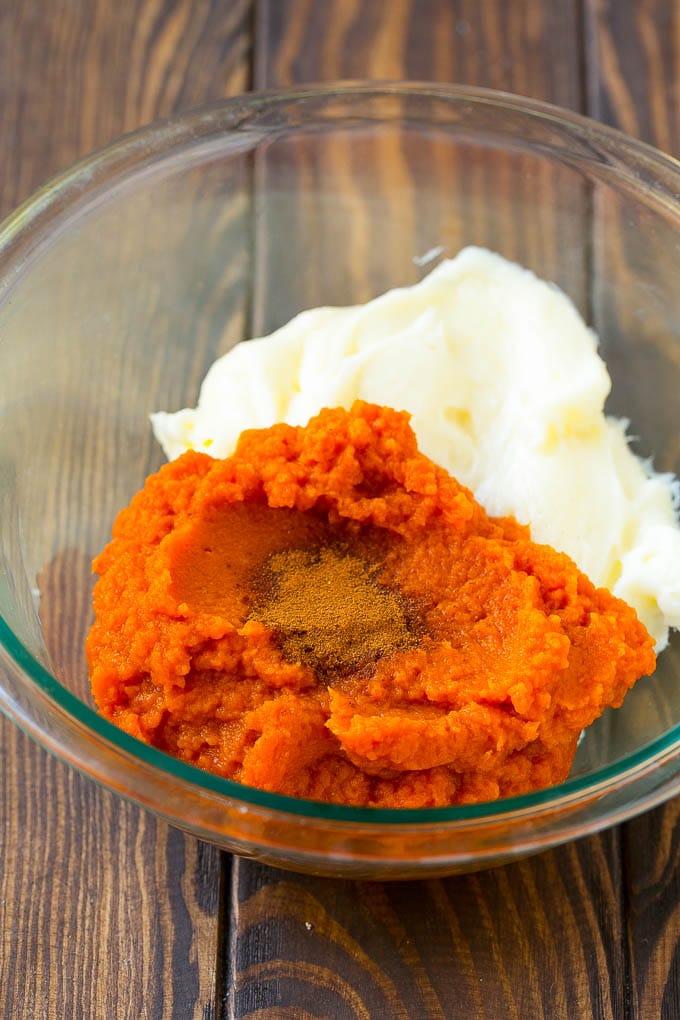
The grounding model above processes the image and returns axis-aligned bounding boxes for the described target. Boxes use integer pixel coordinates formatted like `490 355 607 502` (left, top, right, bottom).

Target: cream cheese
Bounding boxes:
151 247 680 650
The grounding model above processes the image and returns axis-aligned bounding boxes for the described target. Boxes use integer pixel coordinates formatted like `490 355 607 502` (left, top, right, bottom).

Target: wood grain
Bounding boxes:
0 2 251 1017
230 838 626 1020
2 2 679 1018
586 0 680 152
224 4 626 1019
586 3 680 1017
255 0 582 106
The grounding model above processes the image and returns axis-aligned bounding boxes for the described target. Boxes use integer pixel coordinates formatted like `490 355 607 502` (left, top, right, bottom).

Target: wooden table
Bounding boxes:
1 2 679 1017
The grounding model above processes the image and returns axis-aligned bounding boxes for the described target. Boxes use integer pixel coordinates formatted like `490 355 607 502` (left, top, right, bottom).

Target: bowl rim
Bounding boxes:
1 79 680 831
2 79 680 271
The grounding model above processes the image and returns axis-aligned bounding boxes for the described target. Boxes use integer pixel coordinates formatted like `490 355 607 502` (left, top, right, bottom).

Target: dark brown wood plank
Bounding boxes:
586 3 680 1017
231 838 625 1020
226 3 628 1019
586 0 680 151
0 2 252 1016
623 800 680 1020
255 0 582 108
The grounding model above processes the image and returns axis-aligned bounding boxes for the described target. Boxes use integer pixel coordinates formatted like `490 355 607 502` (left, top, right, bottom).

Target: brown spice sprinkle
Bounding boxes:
86 401 656 808
250 545 420 679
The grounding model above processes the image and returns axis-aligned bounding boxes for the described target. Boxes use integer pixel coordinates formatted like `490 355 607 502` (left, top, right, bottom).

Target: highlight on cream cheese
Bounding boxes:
151 247 680 650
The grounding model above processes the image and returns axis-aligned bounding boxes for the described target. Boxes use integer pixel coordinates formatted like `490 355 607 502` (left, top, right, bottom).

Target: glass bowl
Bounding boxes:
1 83 680 880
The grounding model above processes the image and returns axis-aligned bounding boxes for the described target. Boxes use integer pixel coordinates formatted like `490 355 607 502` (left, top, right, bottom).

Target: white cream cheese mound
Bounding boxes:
152 247 680 650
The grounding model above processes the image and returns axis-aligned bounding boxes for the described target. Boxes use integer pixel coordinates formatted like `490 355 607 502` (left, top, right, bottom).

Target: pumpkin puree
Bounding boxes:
87 402 656 807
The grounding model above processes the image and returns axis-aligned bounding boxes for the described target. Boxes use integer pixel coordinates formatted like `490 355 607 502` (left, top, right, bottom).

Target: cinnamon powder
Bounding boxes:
249 545 419 678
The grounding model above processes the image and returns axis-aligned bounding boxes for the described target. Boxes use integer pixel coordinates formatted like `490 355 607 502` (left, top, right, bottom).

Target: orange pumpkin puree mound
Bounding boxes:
87 401 656 808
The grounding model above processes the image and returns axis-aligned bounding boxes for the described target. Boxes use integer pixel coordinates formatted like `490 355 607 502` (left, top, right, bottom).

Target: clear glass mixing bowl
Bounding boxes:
1 83 679 879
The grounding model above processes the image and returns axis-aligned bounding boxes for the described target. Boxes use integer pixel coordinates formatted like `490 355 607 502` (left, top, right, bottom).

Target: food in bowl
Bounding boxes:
86 247 680 808
87 402 655 807
152 247 680 649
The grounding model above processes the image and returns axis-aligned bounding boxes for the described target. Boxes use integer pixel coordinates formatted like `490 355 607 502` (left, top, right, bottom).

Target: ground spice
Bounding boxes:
249 544 419 678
